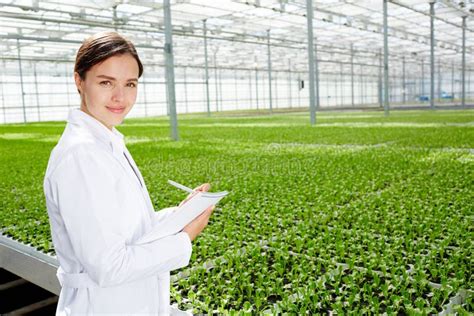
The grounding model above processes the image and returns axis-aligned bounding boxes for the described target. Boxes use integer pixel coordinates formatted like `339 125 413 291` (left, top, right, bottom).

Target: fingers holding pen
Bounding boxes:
194 183 211 192
179 183 211 207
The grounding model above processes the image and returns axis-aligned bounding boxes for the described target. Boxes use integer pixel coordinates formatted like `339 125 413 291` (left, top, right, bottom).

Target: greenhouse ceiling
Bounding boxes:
0 0 472 75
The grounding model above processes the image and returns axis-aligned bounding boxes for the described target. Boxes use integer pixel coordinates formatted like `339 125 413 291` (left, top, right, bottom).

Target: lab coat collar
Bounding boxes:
66 108 156 223
67 108 125 155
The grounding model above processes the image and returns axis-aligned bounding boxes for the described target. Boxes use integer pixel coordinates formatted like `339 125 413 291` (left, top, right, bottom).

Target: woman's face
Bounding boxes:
74 53 139 130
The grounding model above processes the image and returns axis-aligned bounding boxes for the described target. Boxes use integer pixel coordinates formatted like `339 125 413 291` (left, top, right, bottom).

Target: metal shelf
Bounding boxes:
0 234 60 295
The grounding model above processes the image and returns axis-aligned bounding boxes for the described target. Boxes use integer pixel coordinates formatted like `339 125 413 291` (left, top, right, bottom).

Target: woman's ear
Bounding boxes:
74 72 83 95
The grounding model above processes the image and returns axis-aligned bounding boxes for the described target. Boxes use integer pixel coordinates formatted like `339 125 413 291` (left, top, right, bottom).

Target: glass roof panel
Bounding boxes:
0 0 471 75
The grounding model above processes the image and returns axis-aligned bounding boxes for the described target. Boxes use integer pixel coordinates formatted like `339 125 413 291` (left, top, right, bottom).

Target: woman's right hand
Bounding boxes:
179 183 211 207
182 205 215 241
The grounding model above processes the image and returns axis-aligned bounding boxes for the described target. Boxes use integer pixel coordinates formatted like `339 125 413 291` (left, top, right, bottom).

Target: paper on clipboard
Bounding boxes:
136 190 228 244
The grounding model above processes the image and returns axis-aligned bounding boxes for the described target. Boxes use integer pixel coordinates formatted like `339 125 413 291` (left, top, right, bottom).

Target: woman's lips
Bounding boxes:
106 106 125 114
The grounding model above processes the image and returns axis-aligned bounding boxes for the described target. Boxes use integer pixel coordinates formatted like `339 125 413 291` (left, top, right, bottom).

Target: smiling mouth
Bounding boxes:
106 106 126 114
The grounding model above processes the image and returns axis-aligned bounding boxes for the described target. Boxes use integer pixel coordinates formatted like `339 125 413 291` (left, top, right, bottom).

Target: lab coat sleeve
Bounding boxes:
153 207 178 226
51 146 192 288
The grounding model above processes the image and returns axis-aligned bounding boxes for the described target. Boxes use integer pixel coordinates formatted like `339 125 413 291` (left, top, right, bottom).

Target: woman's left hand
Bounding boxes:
179 183 210 207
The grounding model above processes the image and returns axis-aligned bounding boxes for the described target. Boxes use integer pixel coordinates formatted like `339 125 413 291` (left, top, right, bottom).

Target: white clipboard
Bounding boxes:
136 181 228 244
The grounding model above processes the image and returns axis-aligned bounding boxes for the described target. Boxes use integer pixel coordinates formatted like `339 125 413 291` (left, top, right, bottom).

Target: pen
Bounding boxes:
168 180 195 194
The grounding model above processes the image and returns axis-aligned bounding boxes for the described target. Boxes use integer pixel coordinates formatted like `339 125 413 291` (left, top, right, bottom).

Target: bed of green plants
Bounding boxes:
0 108 472 313
172 245 455 314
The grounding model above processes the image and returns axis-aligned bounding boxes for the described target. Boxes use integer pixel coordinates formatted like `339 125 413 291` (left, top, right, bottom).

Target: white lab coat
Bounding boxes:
44 109 192 315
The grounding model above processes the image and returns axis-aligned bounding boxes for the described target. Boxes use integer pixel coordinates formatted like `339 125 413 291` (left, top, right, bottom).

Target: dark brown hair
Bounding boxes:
74 31 143 80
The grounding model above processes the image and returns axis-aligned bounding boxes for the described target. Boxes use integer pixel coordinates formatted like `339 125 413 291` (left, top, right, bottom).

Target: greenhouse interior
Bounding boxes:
0 0 472 314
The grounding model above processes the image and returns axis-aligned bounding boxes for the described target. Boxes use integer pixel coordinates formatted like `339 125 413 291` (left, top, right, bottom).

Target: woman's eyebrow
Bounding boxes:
96 74 138 82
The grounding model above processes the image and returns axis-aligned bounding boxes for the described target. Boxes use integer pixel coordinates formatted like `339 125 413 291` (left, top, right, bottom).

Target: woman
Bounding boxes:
43 31 214 315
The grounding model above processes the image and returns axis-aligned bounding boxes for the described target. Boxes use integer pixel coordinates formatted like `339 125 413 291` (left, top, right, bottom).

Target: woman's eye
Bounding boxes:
99 81 112 87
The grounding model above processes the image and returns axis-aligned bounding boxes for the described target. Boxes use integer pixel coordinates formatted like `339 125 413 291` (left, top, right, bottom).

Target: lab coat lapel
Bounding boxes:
122 147 147 191
109 141 143 189
108 125 155 218
67 109 156 217
121 147 156 217
109 132 155 218
66 109 141 191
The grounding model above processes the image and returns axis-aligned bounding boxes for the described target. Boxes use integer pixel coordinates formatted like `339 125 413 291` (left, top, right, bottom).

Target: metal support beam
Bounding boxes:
306 0 316 124
421 59 425 98
297 74 301 107
6 296 59 315
378 50 383 107
438 61 442 101
266 30 273 113
218 69 223 110
113 5 118 32
430 1 435 109
255 63 259 110
351 44 355 107
360 65 364 105
33 63 41 122
143 72 148 117
402 56 406 103
213 51 219 112
461 16 466 108
33 63 40 121
0 235 60 295
383 0 390 116
0 278 28 291
248 69 252 109
274 71 278 108
234 69 238 110
340 63 344 106
163 0 179 140
203 20 210 116
469 69 472 104
1 61 5 123
315 43 320 109
65 64 71 109
184 67 188 113
16 39 27 123
288 59 292 108
451 62 455 100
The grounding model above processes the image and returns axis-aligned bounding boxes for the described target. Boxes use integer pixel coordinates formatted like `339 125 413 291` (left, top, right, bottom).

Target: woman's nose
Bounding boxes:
112 86 124 102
